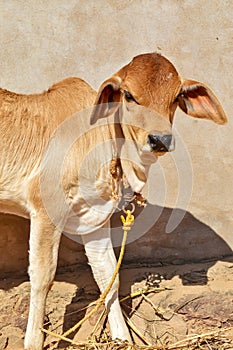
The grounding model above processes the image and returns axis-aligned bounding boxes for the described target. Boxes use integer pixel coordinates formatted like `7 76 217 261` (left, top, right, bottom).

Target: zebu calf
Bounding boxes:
0 53 227 349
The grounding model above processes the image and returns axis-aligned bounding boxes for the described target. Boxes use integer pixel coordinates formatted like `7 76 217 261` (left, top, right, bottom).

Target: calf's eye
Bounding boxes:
124 90 136 102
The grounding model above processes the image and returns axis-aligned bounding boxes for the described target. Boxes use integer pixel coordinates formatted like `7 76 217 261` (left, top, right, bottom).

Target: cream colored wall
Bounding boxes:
0 0 232 273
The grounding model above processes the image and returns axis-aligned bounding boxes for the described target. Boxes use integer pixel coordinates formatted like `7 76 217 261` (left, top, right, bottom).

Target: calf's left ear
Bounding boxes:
178 79 227 125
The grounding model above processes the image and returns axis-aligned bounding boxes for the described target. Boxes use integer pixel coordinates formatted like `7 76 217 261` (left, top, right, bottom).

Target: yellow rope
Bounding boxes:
42 209 134 343
40 327 79 346
120 209 134 230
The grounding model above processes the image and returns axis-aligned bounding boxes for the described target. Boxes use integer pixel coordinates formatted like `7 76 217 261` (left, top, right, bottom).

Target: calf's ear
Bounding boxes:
90 76 122 124
178 79 227 125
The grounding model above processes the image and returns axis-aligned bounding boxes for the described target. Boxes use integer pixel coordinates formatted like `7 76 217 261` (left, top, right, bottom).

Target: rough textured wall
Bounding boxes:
0 0 232 274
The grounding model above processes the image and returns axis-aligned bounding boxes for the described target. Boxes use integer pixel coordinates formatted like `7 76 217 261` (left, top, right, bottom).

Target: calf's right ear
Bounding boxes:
178 80 227 125
90 76 122 124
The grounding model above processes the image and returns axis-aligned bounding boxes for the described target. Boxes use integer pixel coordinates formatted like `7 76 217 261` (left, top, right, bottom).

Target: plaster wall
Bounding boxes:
0 0 232 274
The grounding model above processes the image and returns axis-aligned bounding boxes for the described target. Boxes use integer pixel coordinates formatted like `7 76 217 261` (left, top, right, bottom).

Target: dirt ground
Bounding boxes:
1 257 233 350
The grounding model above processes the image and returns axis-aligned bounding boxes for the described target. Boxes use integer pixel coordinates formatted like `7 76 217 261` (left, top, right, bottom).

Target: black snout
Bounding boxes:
148 134 174 152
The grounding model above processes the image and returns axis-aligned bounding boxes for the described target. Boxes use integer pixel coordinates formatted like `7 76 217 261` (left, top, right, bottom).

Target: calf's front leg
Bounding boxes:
82 222 131 341
24 213 61 350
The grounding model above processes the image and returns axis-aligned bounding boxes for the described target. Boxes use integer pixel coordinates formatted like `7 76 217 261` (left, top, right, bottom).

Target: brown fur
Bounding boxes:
0 78 96 216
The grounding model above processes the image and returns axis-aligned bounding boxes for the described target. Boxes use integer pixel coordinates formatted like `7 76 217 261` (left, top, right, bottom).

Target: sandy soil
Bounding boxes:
1 258 233 349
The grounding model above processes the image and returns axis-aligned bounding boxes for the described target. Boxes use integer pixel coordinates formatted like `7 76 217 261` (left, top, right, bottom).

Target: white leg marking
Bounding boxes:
82 222 131 341
24 214 61 350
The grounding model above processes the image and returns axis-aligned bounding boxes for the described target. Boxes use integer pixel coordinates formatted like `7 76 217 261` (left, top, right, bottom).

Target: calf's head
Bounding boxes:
91 52 227 158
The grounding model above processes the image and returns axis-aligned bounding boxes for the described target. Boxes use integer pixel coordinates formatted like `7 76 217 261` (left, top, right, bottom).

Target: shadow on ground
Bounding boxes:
0 204 232 348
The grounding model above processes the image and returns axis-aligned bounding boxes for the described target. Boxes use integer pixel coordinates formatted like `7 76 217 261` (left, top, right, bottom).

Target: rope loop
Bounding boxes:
121 208 135 231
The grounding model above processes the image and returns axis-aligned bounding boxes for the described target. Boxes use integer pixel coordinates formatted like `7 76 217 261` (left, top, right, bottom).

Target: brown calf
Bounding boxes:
0 53 227 349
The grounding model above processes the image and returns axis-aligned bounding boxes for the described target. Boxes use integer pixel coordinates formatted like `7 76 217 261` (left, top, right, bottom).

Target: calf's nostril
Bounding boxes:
148 134 174 152
148 134 158 146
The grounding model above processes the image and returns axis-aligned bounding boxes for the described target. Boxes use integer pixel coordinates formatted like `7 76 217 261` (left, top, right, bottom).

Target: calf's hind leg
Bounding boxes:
24 213 61 350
